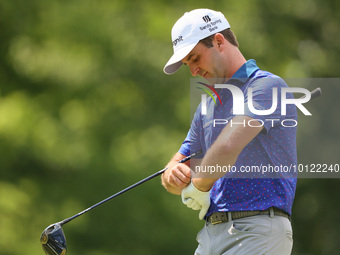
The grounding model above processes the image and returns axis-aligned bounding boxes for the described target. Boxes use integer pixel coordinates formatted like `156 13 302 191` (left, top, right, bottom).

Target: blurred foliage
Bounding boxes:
0 0 339 254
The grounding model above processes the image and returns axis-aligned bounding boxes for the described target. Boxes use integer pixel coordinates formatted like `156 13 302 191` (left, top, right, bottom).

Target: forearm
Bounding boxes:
193 116 263 192
192 136 239 191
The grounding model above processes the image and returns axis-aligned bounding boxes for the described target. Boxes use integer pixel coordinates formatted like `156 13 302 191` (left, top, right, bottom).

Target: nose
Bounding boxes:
189 64 200 77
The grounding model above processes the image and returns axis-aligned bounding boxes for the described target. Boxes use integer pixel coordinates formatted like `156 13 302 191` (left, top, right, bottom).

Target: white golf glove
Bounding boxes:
181 182 211 220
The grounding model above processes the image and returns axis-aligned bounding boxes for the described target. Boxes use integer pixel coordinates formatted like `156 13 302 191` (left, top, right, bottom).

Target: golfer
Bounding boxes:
161 9 297 255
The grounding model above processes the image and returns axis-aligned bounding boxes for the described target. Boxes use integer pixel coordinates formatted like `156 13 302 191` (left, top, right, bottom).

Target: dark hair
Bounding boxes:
199 28 239 48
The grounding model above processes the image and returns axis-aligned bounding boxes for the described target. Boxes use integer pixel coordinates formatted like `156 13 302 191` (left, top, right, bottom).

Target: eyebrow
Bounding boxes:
183 53 195 64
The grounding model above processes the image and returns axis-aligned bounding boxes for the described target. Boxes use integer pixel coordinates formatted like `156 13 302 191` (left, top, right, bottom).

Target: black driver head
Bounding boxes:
40 222 67 255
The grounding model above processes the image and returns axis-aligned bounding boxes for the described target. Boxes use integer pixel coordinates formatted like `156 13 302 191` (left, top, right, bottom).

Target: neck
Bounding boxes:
224 46 246 79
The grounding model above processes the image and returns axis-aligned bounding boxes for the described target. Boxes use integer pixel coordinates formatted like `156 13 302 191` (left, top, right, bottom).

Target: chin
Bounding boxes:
204 77 226 85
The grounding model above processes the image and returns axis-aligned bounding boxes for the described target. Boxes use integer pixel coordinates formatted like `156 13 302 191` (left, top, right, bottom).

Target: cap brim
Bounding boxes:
163 42 198 75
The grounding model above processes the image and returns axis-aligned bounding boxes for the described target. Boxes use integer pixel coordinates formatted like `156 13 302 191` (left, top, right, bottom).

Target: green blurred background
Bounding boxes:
0 0 339 254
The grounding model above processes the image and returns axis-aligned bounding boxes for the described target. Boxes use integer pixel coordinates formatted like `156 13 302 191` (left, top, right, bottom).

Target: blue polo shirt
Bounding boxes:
179 60 297 216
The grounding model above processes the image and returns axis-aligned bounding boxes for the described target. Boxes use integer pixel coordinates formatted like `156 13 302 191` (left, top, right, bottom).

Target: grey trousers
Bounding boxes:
195 214 293 255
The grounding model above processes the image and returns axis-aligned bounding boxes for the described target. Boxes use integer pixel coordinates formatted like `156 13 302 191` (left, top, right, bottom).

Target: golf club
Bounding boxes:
40 87 322 255
40 149 202 255
310 87 322 99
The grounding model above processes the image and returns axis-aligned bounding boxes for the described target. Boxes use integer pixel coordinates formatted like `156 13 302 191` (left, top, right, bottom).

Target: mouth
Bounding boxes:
202 72 208 78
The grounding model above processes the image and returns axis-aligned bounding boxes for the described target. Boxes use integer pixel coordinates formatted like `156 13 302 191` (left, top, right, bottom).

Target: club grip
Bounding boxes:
178 150 202 163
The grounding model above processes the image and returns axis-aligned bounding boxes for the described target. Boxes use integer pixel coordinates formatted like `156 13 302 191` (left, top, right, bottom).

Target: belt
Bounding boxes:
207 207 290 225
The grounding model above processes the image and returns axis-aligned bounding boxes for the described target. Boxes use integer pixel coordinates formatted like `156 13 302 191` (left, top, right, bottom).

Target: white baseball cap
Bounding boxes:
163 9 230 75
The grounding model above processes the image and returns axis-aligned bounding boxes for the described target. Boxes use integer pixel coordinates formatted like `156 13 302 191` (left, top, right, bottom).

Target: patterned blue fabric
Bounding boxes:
179 60 297 216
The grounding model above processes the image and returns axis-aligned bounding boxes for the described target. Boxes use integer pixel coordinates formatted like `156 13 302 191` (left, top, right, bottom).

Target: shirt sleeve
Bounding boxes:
178 105 203 156
178 130 191 156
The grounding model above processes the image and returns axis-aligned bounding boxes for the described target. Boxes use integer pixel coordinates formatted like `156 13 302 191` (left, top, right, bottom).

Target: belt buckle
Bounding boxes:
211 219 223 225
210 212 228 225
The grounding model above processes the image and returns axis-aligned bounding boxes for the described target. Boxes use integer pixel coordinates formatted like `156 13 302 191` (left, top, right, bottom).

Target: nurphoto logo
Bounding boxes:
195 82 313 129
196 82 222 115
198 84 312 116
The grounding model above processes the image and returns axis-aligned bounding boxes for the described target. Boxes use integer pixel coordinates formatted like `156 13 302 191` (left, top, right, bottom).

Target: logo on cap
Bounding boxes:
172 35 183 46
202 15 211 23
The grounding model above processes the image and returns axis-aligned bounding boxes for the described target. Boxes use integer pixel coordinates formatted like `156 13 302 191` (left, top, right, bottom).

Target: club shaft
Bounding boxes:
60 150 202 225
299 87 322 99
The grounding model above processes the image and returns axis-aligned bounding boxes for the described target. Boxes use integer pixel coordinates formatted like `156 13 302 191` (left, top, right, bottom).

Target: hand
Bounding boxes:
163 163 191 192
181 182 211 220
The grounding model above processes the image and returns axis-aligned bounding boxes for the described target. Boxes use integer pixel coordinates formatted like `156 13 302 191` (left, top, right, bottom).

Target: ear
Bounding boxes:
213 33 225 52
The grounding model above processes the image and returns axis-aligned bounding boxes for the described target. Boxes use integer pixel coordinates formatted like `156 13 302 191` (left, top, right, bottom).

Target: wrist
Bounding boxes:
192 178 214 192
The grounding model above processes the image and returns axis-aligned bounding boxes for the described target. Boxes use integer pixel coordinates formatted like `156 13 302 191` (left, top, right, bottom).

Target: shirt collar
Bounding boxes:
226 59 259 87
231 59 259 79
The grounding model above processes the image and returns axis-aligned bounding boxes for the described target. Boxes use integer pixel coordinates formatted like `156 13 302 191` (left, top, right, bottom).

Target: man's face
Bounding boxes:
181 42 225 83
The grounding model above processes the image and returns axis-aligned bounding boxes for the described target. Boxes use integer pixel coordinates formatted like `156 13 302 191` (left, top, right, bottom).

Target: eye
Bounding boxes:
194 56 200 62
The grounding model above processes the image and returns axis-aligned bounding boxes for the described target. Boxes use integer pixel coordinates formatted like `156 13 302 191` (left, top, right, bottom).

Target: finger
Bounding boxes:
183 198 201 210
170 167 191 186
179 163 192 178
199 204 209 220
176 171 191 185
170 174 190 188
182 197 193 206
186 199 198 209
191 201 202 210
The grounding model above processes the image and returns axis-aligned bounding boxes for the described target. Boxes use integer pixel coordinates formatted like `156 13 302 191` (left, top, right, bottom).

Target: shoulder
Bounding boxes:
248 69 288 93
